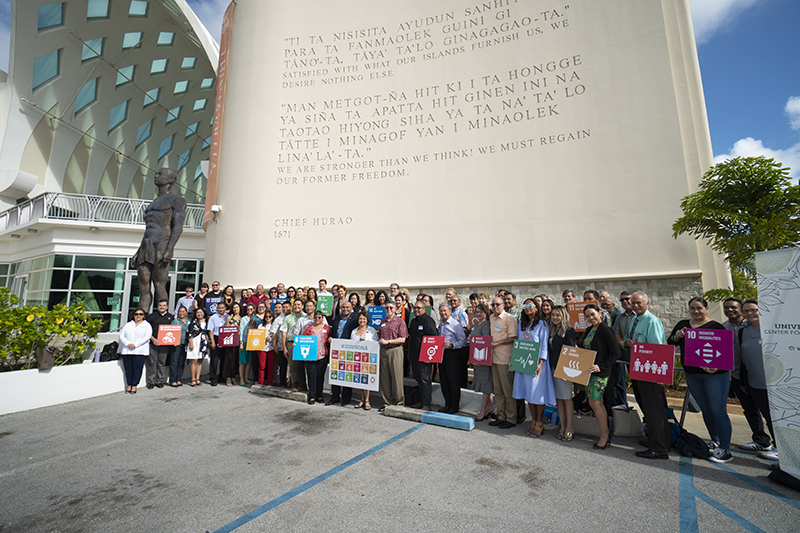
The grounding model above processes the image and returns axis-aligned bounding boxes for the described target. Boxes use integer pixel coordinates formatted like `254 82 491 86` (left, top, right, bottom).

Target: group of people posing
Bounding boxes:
117 280 776 464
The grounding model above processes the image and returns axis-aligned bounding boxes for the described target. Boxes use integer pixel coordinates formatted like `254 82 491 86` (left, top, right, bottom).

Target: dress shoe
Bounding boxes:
146 384 154 389
438 407 450 413
635 449 668 460
498 421 517 429
156 383 164 388
638 439 651 448
488 419 503 426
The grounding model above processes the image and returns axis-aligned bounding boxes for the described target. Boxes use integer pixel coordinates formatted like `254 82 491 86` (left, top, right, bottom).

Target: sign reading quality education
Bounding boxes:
469 335 493 365
510 340 541 375
420 336 444 363
684 328 733 371
293 335 318 361
329 338 380 391
554 345 596 386
629 343 674 385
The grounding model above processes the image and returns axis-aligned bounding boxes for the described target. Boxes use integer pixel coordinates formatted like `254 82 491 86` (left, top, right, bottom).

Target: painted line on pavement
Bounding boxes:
679 455 700 533
694 491 767 532
711 462 800 512
211 423 426 533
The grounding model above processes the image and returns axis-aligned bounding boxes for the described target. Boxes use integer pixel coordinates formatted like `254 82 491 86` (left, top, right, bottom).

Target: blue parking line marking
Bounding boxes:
711 463 800 512
212 423 425 533
679 455 700 533
695 491 767 532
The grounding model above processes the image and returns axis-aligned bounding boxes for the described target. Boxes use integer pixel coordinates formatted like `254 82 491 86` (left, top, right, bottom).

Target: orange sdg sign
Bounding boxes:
157 325 182 346
246 329 267 351
567 301 592 332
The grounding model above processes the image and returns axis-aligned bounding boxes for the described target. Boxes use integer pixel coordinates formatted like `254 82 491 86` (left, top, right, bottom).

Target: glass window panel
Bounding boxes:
166 106 180 123
122 32 142 49
194 164 203 180
178 260 197 273
129 0 149 16
48 291 69 308
143 87 159 107
116 65 134 86
173 80 188 94
82 38 103 61
199 260 204 273
75 78 98 114
150 58 167 74
177 149 190 169
38 3 63 29
74 256 126 270
33 49 60 90
0 277 7 288
193 99 207 111
51 269 71 289
176 274 195 294
16 260 30 273
185 122 198 137
170 259 177 271
202 137 211 150
159 135 174 159
28 271 51 292
0 264 8 275
54 255 72 268
108 100 129 131
136 120 152 146
181 57 196 69
87 313 118 333
26 292 49 308
30 256 53 271
72 271 125 292
87 0 110 18
200 77 214 89
157 32 174 45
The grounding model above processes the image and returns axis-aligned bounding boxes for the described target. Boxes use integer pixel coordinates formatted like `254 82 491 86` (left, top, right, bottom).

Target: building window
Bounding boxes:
166 106 180 124
181 57 196 69
157 32 174 46
150 58 168 74
87 0 110 18
178 149 191 169
122 32 143 49
75 78 98 114
82 38 104 61
202 136 211 150
193 99 207 111
32 49 60 90
136 120 152 146
116 65 135 86
108 100 129 132
38 3 64 30
129 0 149 17
185 122 198 137
194 164 204 180
143 87 159 107
173 80 189 95
200 77 214 90
159 135 174 160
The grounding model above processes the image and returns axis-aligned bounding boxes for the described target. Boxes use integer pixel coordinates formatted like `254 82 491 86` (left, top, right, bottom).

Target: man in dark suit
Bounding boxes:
325 301 359 406
408 300 438 410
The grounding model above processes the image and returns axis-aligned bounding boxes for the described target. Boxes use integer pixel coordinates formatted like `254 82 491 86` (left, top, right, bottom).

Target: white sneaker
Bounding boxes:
759 447 779 461
707 440 720 451
709 448 733 464
612 404 629 411
738 441 770 452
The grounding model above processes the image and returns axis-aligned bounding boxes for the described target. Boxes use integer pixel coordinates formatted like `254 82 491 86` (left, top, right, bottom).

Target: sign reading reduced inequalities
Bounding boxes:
329 338 379 391
420 336 444 363
684 328 733 371
510 340 541 375
469 335 493 365
554 345 596 385
157 325 182 346
293 335 318 361
629 343 674 385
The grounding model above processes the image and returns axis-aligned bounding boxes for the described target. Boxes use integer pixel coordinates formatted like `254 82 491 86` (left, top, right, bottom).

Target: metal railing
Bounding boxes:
0 193 205 232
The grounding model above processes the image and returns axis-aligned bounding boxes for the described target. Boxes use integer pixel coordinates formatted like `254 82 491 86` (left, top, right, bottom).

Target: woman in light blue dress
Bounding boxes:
513 298 555 438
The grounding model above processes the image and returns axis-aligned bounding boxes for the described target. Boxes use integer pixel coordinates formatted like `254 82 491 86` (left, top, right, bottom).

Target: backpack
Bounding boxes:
99 341 120 362
675 428 710 458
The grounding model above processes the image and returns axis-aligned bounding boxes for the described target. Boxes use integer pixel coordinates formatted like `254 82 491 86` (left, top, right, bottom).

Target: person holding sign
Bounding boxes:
168 306 189 387
489 297 518 429
438 303 468 414
409 301 439 411
549 305 577 441
145 299 174 389
119 309 153 394
351 310 379 410
221 303 243 386
470 303 495 421
378 302 408 411
513 299 554 438
302 311 331 404
668 296 731 463
582 304 621 449
186 307 209 387
239 304 256 387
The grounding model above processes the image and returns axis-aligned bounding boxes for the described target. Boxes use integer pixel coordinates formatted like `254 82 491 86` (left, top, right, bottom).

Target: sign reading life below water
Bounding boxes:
329 338 380 391
629 343 674 385
554 345 596 385
684 328 733 371
510 340 541 375
368 307 386 329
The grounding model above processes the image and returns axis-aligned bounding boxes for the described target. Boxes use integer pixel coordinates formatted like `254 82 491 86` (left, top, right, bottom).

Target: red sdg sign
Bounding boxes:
420 336 444 363
629 343 675 385
218 326 240 347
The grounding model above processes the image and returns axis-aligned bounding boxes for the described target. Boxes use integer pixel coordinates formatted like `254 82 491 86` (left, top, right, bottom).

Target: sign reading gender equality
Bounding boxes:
554 345 596 386
510 340 541 375
629 343 674 385
368 307 386 329
469 335 493 366
684 328 733 371
157 325 182 346
293 335 318 361
420 336 444 363
218 326 240 348
329 338 379 391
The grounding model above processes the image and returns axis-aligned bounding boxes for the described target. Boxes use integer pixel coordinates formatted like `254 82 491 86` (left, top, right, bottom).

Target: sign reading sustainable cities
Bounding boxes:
567 301 592 332
329 338 380 391
157 325 182 346
293 335 318 361
510 340 541 375
684 328 733 371
554 345 596 385
630 343 674 385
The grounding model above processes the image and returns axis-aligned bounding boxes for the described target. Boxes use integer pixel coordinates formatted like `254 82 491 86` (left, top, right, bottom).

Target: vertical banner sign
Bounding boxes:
157 325 182 346
684 328 733 370
218 326 240 347
567 301 592 332
469 335 493 365
317 294 334 316
510 340 541 375
246 328 266 351
293 335 318 361
756 248 800 483
205 296 223 315
203 1 236 229
329 338 380 391
420 336 444 363
629 343 674 385
554 345 596 385
368 306 386 329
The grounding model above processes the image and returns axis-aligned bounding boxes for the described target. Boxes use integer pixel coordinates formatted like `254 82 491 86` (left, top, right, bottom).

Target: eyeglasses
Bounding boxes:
620 297 631 302
522 303 535 309
491 303 503 307
134 313 145 316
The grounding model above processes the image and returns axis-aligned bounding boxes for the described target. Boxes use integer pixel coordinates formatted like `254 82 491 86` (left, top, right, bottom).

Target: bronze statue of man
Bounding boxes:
131 168 186 313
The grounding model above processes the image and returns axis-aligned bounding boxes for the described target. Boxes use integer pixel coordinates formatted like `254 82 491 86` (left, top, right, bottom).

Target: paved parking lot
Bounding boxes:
1 385 798 532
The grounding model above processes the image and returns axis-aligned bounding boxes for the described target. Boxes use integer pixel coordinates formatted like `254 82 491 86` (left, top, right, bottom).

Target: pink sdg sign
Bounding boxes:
630 343 674 385
684 328 734 371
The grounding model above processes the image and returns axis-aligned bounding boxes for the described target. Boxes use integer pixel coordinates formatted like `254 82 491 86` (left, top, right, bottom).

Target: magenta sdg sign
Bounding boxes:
684 328 733 371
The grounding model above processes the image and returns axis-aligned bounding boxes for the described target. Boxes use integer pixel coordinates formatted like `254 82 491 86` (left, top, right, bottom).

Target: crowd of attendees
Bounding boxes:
118 280 776 464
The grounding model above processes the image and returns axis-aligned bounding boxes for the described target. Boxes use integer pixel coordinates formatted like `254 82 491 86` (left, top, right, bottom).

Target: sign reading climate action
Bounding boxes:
329 338 379 391
683 328 733 371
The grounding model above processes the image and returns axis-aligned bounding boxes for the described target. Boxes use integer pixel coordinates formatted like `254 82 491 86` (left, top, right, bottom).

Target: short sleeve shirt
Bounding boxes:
379 315 408 341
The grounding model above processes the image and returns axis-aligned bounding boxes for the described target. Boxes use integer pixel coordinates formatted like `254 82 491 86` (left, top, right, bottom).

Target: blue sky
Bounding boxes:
1 0 797 177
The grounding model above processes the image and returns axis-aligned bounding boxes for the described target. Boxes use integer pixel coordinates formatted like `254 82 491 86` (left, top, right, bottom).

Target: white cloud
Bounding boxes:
185 0 229 44
786 96 800 130
714 138 800 178
688 0 759 44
